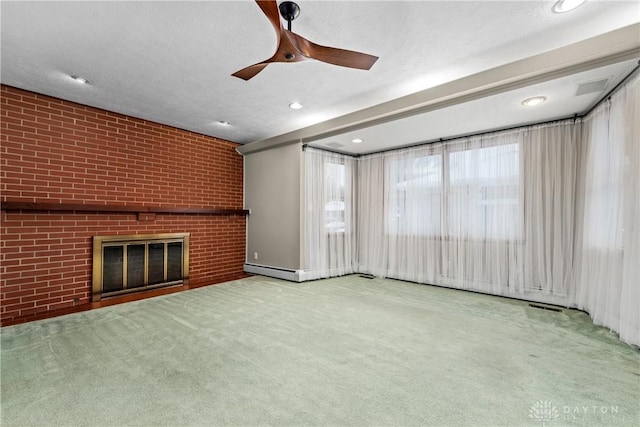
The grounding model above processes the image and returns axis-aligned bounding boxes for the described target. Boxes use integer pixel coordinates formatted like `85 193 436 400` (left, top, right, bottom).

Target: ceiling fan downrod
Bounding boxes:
279 1 300 31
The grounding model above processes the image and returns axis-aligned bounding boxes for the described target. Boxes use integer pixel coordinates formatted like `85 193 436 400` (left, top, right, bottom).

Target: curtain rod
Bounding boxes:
301 143 360 158
304 60 640 158
306 114 576 157
358 115 581 157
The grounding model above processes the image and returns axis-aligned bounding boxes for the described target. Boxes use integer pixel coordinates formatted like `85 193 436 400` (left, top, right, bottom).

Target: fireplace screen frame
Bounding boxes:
92 233 190 302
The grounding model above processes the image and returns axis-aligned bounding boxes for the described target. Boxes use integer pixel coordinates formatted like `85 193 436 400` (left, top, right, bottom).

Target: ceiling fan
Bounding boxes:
232 0 379 80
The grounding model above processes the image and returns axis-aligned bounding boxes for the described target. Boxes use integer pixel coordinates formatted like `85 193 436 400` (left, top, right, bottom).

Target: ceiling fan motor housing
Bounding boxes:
279 1 300 24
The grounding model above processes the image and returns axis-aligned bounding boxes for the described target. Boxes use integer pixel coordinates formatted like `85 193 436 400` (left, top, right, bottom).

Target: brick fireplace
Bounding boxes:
0 85 247 324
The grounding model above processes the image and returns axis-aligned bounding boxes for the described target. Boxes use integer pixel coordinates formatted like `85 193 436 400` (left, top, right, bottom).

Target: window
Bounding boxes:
324 162 346 233
448 143 520 239
385 143 520 239
387 154 442 235
583 129 624 249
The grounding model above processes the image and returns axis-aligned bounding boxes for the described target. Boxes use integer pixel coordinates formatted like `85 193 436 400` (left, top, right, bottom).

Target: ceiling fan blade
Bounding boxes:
232 62 270 81
288 31 378 70
232 1 283 80
255 0 282 34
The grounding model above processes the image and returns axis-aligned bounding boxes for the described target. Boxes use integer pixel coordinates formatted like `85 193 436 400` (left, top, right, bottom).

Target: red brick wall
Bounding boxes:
1 85 246 324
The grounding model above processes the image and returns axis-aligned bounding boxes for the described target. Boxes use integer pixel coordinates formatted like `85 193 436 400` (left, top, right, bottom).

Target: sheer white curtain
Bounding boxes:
356 153 387 276
444 135 521 295
357 122 580 303
304 147 356 279
521 121 581 299
388 145 442 284
303 74 639 346
576 74 639 346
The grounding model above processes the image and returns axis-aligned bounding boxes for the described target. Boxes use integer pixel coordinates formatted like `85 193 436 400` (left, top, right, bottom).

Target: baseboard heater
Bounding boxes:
243 263 304 282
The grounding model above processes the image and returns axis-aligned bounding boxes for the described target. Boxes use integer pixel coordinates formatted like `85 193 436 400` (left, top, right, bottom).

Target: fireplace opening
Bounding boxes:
93 233 189 302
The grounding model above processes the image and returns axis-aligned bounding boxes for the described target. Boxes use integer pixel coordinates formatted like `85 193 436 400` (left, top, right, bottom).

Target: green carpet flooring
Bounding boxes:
1 275 639 426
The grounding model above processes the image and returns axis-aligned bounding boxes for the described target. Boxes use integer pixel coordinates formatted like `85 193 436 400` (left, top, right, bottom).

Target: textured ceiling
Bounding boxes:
1 1 639 154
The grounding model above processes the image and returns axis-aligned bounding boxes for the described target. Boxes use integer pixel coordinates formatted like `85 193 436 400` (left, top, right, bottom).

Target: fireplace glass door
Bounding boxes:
93 233 189 301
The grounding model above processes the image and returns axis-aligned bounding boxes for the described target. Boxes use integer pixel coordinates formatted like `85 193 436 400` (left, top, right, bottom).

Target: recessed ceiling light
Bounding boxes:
70 75 88 84
552 0 586 13
217 120 231 126
352 138 364 144
289 102 303 110
521 96 547 107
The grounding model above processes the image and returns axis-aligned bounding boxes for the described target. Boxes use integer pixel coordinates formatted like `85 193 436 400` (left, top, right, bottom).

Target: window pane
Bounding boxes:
583 122 624 248
388 154 442 235
448 143 519 239
325 162 346 233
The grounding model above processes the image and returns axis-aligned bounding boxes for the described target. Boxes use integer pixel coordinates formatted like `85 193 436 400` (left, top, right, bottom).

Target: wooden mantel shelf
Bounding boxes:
0 201 249 216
